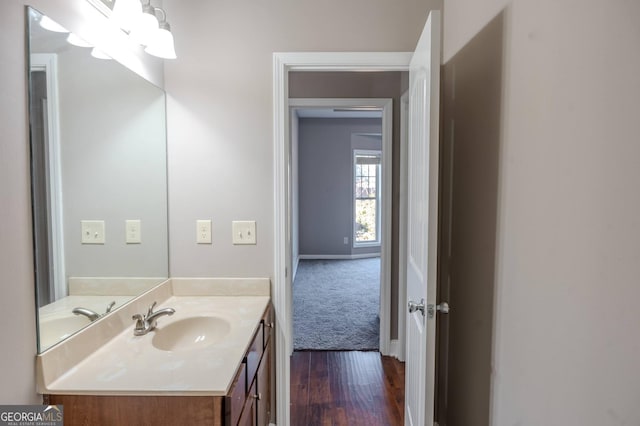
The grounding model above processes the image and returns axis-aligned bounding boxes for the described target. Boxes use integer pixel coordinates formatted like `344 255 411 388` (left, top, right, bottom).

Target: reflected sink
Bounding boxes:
40 315 92 348
152 316 231 352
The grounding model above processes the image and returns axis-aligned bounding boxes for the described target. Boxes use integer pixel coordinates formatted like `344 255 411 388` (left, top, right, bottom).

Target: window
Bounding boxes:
354 150 381 246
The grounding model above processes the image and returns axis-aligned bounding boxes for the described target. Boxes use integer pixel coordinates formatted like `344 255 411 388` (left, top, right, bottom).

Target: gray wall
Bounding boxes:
0 0 162 404
443 0 640 424
297 118 381 256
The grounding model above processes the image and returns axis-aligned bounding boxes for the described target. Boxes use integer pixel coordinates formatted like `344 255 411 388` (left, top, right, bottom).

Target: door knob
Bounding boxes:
408 299 426 316
436 302 450 314
426 302 450 319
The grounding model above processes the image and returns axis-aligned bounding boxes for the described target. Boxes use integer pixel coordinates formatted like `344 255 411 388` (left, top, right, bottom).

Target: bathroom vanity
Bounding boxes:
37 278 273 426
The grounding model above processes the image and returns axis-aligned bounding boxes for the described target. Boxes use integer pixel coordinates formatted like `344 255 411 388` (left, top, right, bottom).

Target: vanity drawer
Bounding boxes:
226 359 247 426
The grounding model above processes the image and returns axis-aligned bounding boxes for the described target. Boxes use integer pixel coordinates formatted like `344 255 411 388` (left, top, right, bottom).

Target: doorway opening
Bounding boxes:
290 99 389 352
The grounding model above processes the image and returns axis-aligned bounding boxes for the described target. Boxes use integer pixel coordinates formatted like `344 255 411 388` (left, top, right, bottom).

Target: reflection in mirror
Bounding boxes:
27 7 169 352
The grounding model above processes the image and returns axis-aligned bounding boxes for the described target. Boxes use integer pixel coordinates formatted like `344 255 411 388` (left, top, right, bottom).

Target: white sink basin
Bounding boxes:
40 315 92 348
152 316 231 352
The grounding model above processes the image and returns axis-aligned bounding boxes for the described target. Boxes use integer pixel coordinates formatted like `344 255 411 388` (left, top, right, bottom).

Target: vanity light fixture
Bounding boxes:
111 0 142 32
87 0 177 59
129 0 159 46
144 8 176 59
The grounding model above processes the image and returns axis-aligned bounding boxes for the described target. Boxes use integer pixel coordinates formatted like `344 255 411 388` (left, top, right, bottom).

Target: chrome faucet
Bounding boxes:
72 307 100 321
132 301 175 336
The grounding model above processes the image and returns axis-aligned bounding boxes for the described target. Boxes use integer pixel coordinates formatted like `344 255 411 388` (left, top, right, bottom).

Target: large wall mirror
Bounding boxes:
27 7 169 352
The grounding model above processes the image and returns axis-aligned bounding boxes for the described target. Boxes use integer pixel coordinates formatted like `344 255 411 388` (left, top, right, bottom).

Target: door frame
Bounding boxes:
30 53 66 302
273 52 411 425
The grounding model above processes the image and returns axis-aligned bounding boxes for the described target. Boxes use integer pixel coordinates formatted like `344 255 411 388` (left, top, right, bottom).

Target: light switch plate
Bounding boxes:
126 220 141 244
197 219 212 244
232 221 256 245
81 220 105 244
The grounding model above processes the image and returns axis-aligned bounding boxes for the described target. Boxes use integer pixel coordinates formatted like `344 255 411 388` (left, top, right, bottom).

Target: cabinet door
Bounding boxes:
226 360 247 426
262 305 274 349
256 345 271 426
238 380 257 426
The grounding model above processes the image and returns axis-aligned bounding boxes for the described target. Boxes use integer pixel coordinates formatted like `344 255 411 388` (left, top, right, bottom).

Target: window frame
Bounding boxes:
352 149 382 247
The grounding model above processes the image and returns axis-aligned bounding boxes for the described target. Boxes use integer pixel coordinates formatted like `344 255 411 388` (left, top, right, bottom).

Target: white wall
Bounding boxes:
0 0 162 403
163 0 440 277
443 0 640 424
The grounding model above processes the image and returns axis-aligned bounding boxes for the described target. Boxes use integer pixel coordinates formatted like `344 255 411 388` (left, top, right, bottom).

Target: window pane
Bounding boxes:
355 199 377 242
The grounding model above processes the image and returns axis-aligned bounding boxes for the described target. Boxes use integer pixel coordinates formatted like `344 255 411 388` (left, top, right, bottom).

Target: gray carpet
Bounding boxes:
293 258 380 350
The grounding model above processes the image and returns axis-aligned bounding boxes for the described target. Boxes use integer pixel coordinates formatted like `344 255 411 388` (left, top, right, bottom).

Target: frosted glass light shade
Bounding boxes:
67 33 93 48
91 47 111 60
144 26 177 59
111 0 142 32
39 16 68 33
129 5 158 46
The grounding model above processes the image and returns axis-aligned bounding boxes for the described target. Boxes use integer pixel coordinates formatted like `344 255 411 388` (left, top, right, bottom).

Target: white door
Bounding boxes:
405 10 442 426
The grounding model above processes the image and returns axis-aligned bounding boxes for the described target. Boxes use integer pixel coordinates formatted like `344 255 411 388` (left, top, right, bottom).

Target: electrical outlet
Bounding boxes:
126 220 141 244
232 221 257 245
197 220 212 244
81 220 105 244
344 237 349 245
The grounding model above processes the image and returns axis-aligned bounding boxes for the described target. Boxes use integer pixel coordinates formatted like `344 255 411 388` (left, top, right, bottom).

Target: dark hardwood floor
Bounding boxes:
290 351 405 426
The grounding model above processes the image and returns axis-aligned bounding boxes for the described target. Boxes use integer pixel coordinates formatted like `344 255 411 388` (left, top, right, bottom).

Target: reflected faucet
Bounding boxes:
72 307 100 321
72 301 117 322
132 301 175 336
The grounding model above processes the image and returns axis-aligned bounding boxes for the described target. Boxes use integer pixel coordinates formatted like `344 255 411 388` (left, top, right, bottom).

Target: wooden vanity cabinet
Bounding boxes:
44 304 273 426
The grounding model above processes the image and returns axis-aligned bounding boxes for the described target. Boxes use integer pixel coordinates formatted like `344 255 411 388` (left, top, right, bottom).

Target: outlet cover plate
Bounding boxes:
126 220 142 244
197 219 212 244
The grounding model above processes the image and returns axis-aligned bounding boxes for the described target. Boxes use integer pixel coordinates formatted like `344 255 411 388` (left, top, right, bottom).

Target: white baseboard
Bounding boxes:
388 339 405 361
299 253 381 260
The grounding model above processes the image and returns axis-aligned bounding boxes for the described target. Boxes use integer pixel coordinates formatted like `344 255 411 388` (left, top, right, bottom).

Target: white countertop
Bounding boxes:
37 278 271 397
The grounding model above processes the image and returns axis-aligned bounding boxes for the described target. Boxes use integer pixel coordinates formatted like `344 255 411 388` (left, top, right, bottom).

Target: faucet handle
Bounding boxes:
106 301 116 313
132 314 145 329
146 301 157 318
